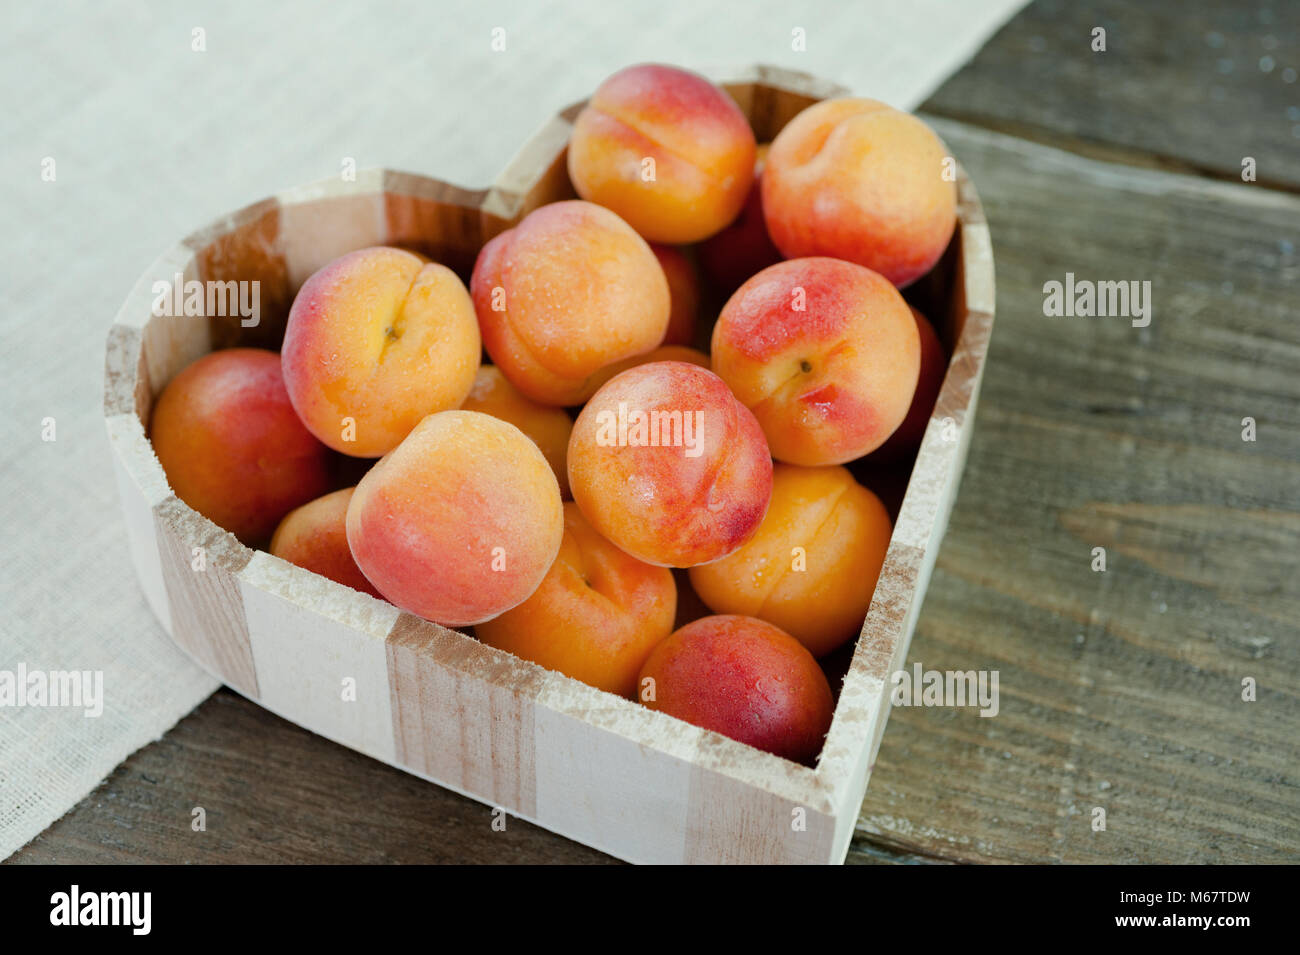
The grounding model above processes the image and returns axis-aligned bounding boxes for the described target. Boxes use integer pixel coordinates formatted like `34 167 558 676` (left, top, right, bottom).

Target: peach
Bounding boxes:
650 244 701 346
281 246 481 457
689 464 891 657
150 348 332 543
585 343 710 395
477 502 677 697
632 344 709 368
470 200 669 406
460 365 573 497
638 615 833 763
567 64 756 244
568 361 772 568
711 257 920 465
346 411 563 626
763 98 957 288
867 307 947 461
697 144 782 294
270 488 381 598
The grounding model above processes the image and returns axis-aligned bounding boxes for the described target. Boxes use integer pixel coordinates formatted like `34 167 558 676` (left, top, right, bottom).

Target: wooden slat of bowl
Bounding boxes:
101 65 994 865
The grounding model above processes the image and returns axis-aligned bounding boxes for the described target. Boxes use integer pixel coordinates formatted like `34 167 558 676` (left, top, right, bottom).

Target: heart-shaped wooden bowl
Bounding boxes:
103 65 994 864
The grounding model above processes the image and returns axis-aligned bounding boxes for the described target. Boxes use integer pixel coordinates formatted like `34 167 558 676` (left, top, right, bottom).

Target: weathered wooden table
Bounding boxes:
14 0 1298 864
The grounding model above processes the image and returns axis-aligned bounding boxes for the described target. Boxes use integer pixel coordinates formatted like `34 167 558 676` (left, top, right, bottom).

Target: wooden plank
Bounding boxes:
153 499 259 698
848 118 1300 864
276 173 387 289
383 171 490 277
385 615 544 818
684 755 838 864
238 552 401 764
527 660 833 864
120 245 206 411
105 413 173 635
922 0 1300 189
531 679 697 864
188 197 293 351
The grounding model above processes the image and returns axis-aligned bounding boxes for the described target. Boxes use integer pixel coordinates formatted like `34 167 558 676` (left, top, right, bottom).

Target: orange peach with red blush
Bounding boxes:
270 488 381 598
638 614 833 763
763 98 957 288
698 143 782 294
567 64 756 244
689 464 891 657
650 244 701 346
568 361 772 568
711 257 920 466
477 502 677 697
346 410 563 627
585 344 709 395
150 348 332 543
631 344 709 369
460 365 573 497
866 307 947 462
281 246 481 457
471 200 669 405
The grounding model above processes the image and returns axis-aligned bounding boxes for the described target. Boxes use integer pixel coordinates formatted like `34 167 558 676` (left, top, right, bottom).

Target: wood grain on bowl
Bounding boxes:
102 65 995 865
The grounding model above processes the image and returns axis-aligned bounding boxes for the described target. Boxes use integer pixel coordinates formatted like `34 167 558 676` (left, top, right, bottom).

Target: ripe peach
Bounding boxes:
689 464 891 657
150 348 332 543
470 200 669 406
281 246 480 457
711 257 920 465
270 488 381 598
567 64 756 244
650 244 701 346
866 307 947 462
568 361 773 568
638 615 833 763
697 144 782 294
763 98 957 288
477 502 677 697
346 411 563 627
585 343 710 395
633 344 709 368
459 365 573 498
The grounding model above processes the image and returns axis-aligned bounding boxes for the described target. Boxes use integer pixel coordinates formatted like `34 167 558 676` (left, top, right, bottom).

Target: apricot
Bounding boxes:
650 244 701 346
584 343 709 395
281 246 481 457
568 361 772 568
711 257 920 466
763 98 957 288
150 348 332 543
459 365 573 497
632 344 709 368
638 615 833 763
567 64 756 244
470 200 669 405
270 488 381 598
689 464 891 657
477 502 677 697
346 410 563 627
697 144 782 294
867 307 947 462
